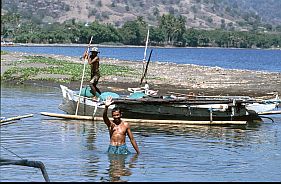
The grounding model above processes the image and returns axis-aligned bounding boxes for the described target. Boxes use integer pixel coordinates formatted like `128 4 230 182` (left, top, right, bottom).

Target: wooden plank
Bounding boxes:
40 112 94 120
0 121 17 126
40 112 246 125
258 110 281 115
0 114 33 123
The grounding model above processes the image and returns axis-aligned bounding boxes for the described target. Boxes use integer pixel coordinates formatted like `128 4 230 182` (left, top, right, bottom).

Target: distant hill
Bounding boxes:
2 0 281 31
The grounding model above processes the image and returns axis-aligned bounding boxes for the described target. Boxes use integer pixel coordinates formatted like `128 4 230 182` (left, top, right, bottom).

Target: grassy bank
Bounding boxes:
1 54 139 83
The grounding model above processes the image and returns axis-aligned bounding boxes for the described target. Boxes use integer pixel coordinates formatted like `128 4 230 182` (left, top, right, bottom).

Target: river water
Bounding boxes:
1 46 281 72
1 83 281 182
1 47 281 181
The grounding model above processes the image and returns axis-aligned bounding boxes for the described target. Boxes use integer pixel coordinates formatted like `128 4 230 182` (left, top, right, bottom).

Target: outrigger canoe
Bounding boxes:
57 85 268 122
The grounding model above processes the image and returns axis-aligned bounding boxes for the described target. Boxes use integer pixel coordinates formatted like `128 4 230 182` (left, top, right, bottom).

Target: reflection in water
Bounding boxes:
104 153 138 182
42 119 102 180
85 122 98 151
129 122 265 148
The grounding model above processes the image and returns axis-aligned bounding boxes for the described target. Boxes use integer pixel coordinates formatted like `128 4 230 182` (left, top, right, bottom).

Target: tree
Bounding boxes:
158 14 186 46
118 17 148 45
150 27 165 45
184 28 199 47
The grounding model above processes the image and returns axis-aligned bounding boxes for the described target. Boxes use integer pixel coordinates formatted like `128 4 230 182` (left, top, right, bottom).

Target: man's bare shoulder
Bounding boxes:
122 121 130 128
107 120 115 128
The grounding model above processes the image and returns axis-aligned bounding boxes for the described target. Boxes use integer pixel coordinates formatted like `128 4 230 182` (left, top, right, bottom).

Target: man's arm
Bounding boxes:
103 96 114 128
103 105 111 128
82 50 88 60
126 124 140 154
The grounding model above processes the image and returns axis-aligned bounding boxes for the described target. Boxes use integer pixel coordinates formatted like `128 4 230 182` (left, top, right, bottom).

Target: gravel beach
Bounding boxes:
1 51 280 99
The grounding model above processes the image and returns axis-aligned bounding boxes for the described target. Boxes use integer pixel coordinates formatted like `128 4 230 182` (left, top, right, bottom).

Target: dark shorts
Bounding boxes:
90 74 100 85
107 144 131 155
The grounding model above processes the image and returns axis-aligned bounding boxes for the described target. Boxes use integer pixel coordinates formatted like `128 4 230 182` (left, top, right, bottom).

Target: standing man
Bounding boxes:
83 47 101 96
103 96 140 155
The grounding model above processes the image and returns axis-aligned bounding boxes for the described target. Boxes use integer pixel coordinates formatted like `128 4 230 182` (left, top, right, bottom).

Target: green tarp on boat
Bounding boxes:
79 86 100 98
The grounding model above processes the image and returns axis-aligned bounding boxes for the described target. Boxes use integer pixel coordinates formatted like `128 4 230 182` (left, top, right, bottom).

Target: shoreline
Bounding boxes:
1 51 281 98
2 43 281 51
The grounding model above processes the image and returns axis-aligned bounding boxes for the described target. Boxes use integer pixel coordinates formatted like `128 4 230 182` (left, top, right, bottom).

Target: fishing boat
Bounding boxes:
58 85 263 121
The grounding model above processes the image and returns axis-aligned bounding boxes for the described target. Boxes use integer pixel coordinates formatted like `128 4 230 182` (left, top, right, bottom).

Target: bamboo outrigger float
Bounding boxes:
40 112 247 125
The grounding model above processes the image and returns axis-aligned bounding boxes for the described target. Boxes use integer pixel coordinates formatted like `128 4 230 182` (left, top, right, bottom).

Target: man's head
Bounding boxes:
112 107 122 123
90 47 100 55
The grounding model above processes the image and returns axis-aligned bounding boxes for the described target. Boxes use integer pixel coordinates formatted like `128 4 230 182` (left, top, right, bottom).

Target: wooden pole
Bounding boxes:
142 28 149 77
75 36 93 116
41 112 94 120
0 114 33 123
140 49 153 85
258 110 281 115
0 121 17 126
40 112 247 125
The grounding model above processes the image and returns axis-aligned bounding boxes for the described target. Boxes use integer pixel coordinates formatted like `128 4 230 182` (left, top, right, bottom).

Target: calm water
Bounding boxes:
1 46 281 72
1 83 281 182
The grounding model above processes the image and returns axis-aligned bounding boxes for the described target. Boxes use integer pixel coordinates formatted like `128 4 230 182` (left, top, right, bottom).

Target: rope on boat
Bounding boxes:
259 116 275 123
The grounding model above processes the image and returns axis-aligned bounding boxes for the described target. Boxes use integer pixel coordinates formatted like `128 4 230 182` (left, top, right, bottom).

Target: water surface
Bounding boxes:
1 83 280 182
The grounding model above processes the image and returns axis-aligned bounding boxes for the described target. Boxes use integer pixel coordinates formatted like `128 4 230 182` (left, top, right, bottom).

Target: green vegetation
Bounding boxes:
1 56 137 83
1 50 9 55
2 13 281 49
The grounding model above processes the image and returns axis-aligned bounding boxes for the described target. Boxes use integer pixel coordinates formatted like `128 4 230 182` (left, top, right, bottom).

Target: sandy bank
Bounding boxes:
1 51 280 98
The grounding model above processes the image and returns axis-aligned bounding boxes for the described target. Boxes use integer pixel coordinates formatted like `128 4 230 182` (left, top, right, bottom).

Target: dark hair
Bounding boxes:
112 106 121 113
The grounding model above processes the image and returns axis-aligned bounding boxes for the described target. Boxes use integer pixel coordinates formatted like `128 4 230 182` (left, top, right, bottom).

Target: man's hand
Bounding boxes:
105 96 114 107
82 50 89 60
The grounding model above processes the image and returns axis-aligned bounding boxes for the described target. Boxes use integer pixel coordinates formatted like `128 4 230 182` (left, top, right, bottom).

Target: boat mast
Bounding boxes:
142 28 150 83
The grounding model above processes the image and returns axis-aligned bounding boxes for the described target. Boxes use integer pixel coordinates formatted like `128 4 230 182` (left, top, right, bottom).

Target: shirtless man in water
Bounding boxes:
103 96 140 154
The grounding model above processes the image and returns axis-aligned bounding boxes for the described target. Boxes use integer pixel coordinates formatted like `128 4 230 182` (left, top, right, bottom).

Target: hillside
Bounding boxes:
2 0 281 30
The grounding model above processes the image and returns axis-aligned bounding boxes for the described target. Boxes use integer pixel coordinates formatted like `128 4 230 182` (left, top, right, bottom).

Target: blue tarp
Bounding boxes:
79 86 100 98
128 92 146 99
99 92 120 101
